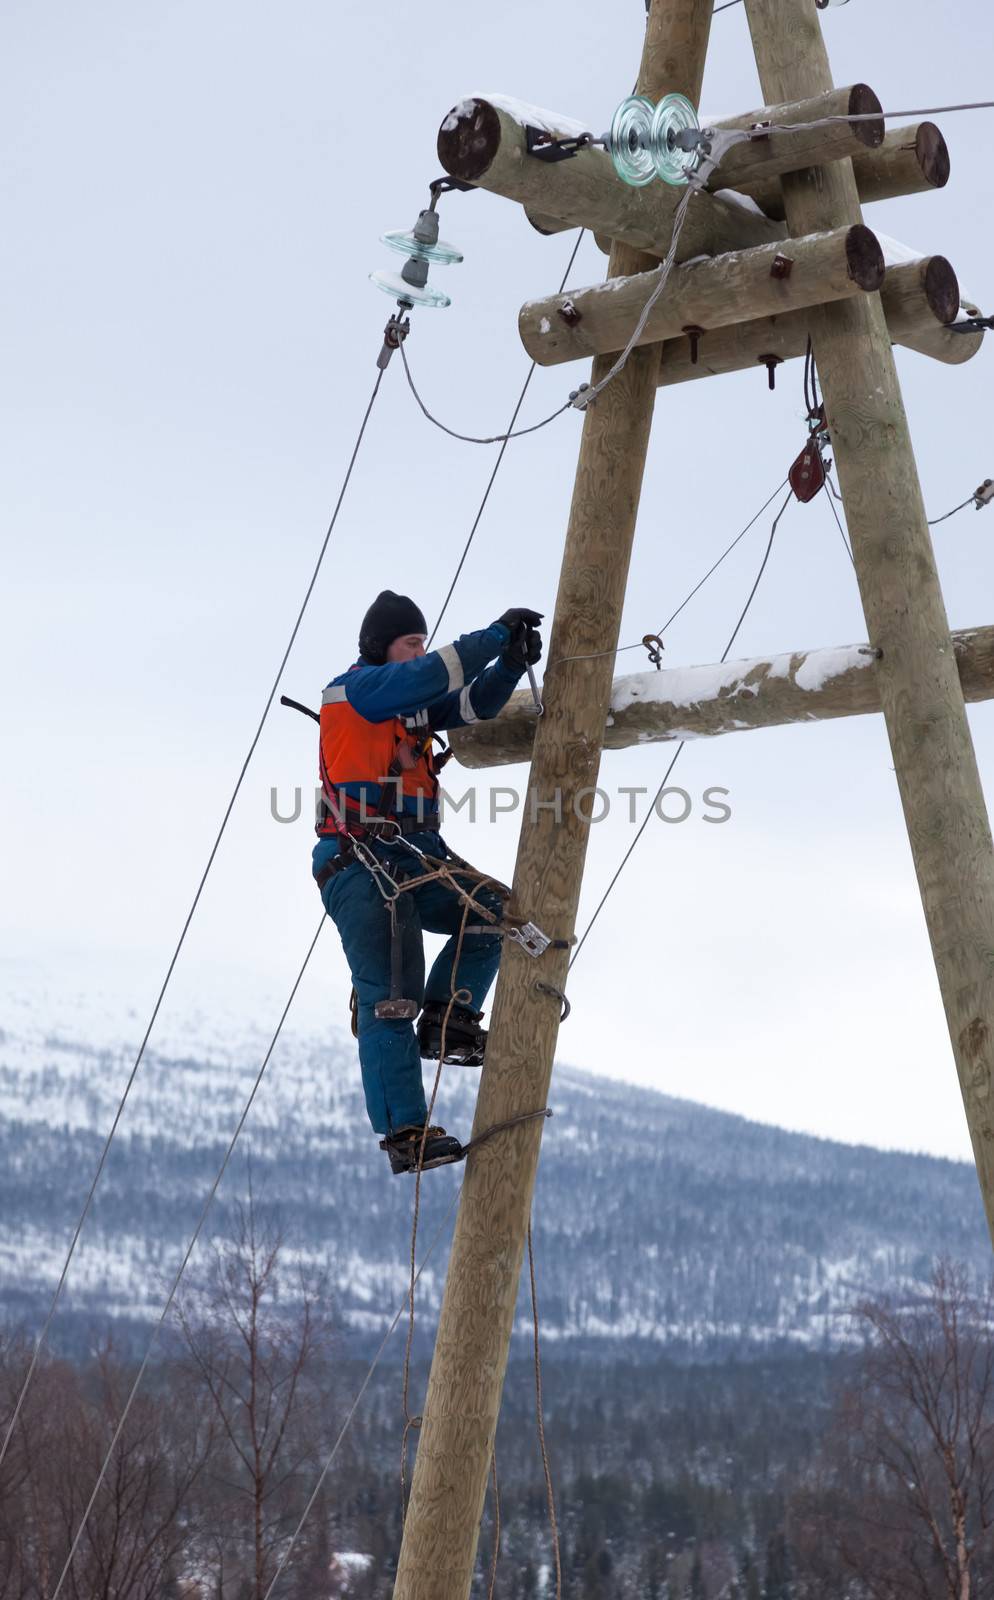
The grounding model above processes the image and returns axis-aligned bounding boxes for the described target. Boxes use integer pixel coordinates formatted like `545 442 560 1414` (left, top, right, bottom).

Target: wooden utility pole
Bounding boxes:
387 0 993 1590
742 0 994 1227
392 4 714 1596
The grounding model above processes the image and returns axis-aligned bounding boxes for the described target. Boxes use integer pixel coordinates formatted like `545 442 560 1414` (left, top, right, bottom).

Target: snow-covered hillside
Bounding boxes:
1 973 990 1355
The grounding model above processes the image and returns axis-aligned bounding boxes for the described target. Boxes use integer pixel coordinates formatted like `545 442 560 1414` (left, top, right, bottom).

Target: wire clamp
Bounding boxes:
569 381 593 411
949 314 994 335
525 126 595 162
377 311 411 372
975 478 994 509
506 921 554 958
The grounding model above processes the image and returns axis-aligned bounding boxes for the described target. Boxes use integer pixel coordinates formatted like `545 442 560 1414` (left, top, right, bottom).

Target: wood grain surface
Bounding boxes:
743 0 994 1246
447 626 994 768
393 5 715 1596
652 255 970 385
519 224 883 366
740 120 950 220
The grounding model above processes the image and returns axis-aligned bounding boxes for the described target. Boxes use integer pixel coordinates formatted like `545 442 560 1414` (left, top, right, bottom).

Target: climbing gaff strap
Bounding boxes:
460 1107 553 1160
375 888 420 1021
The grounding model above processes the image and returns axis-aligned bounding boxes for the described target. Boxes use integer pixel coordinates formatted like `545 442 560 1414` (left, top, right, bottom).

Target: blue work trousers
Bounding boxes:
319 833 503 1135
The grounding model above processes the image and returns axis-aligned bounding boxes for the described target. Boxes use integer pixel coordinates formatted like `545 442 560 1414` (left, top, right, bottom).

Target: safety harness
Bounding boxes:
314 712 455 890
280 689 574 1028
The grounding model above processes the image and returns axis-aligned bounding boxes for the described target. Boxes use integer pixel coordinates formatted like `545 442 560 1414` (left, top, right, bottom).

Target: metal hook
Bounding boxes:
534 980 571 1023
642 633 665 670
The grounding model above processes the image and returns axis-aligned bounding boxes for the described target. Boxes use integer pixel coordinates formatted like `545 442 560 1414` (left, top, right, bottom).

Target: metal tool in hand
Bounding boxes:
525 658 544 716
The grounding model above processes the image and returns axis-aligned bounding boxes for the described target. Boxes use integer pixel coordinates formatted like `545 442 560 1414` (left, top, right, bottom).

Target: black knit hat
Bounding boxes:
358 590 428 664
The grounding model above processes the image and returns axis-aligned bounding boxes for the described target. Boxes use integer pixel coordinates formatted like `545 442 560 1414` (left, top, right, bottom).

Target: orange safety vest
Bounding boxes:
317 679 437 834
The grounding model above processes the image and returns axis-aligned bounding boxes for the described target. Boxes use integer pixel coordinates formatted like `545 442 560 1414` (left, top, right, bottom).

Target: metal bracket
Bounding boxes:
429 175 476 199
506 921 553 958
758 353 783 390
949 314 994 335
525 125 595 163
683 324 705 364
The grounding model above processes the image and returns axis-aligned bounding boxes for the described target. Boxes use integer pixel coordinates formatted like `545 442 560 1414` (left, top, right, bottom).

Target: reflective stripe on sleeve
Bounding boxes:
458 684 479 725
321 684 348 705
436 643 464 692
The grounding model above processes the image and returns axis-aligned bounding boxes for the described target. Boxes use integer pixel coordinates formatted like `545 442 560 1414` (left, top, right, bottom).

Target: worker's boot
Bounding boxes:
417 1001 487 1067
379 1124 464 1175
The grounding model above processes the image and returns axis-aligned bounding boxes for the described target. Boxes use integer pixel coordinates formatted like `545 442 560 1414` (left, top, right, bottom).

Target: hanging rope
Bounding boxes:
528 1217 563 1600
259 1183 462 1600
0 367 387 1482
401 879 482 1514
487 1447 502 1600
48 918 327 1600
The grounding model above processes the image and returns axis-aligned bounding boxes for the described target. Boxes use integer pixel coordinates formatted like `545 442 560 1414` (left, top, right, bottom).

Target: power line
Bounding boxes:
654 479 790 636
50 919 326 1600
42 223 595 1586
403 175 699 441
550 479 788 670
400 343 573 445
0 369 386 1479
929 495 979 526
428 228 587 646
569 485 793 969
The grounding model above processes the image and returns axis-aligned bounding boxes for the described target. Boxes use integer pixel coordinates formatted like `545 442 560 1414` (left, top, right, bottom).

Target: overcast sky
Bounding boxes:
3 0 993 1162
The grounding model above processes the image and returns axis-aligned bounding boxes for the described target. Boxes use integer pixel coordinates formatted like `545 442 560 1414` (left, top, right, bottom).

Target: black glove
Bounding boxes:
501 624 543 674
496 607 543 634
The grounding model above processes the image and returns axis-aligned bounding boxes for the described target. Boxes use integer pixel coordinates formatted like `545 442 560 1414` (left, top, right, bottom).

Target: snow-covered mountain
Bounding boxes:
1 975 990 1355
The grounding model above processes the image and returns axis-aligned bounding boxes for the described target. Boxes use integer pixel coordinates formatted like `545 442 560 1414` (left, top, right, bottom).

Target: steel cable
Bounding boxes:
569 486 793 969
427 228 587 645
0 369 386 1478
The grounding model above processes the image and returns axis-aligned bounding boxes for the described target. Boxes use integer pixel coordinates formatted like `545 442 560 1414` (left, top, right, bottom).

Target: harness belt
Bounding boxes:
315 813 441 893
